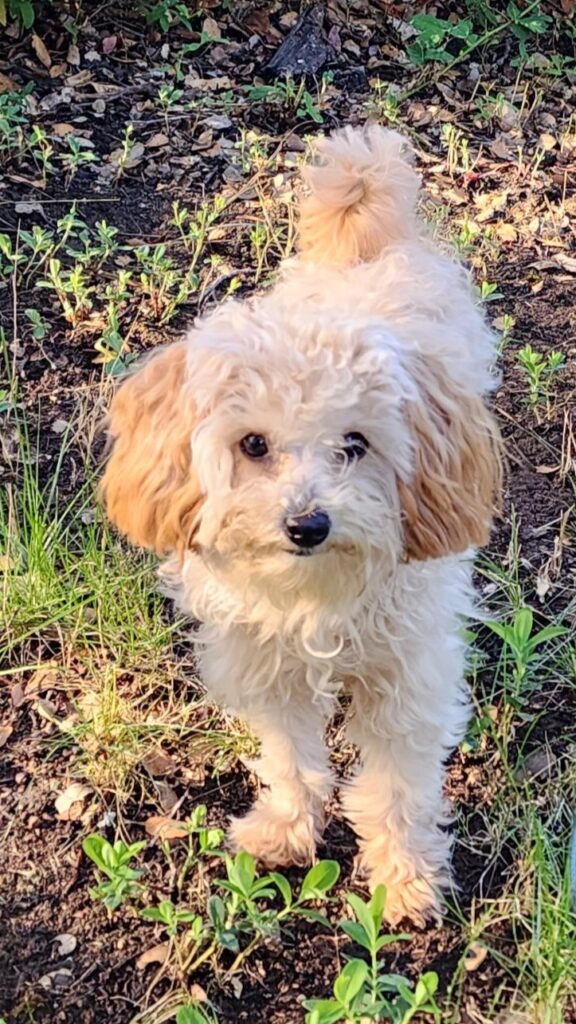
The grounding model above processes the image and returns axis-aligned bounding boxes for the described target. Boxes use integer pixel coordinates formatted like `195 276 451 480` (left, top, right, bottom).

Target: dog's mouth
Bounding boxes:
282 548 325 558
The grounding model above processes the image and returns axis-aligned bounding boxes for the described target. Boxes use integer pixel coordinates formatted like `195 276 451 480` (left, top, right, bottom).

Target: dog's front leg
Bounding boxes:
342 655 469 925
199 629 334 868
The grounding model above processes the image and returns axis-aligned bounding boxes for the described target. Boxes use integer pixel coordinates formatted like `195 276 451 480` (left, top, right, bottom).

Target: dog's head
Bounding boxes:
101 303 500 598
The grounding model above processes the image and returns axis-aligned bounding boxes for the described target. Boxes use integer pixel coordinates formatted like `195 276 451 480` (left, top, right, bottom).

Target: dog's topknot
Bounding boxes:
298 125 421 267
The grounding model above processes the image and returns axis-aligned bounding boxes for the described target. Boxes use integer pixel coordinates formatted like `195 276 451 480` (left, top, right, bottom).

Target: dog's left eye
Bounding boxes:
340 432 370 462
240 433 269 459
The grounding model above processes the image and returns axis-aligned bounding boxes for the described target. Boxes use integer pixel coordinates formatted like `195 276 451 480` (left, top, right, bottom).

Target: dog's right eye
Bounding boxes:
240 434 269 459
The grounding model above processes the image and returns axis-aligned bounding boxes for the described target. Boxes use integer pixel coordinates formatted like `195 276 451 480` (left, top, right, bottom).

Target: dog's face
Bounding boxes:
101 302 500 596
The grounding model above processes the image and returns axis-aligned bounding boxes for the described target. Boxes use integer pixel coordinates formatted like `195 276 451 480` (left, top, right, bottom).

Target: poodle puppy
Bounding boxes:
101 126 501 924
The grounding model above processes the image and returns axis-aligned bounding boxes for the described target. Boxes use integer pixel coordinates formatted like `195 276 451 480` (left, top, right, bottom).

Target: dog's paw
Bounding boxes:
228 801 320 868
367 868 444 927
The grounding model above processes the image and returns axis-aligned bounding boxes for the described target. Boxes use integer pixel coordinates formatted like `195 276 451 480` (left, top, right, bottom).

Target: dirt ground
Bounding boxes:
1 2 576 1023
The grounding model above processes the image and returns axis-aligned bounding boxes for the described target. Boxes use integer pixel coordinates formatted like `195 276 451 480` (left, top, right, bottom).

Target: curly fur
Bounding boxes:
101 126 502 924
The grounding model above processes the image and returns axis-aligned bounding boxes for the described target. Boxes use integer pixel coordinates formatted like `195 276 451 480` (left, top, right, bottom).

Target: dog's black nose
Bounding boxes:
284 510 331 549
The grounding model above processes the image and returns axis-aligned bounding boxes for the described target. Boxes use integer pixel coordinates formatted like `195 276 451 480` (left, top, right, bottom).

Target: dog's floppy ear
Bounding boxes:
100 341 202 556
398 356 502 561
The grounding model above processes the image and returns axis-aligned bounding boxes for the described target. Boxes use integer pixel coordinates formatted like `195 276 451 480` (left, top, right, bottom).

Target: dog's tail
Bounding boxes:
298 126 420 267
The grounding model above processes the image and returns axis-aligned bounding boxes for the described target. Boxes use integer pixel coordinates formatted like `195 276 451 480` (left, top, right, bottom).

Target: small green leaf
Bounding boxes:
303 999 344 1024
339 920 371 950
299 860 340 900
270 872 293 907
346 892 377 944
333 959 368 1005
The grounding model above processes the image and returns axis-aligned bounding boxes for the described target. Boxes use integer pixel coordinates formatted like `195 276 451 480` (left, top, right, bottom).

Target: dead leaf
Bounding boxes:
0 725 13 748
145 132 169 149
50 64 66 79
536 464 560 474
66 69 93 87
16 200 45 215
142 748 176 776
554 254 576 274
67 43 80 66
491 135 514 161
55 782 93 818
136 943 169 969
0 72 18 93
244 9 281 42
52 122 76 136
32 32 52 68
0 553 16 571
202 16 220 38
11 682 25 708
495 223 518 243
474 190 508 222
516 748 555 783
102 35 118 55
109 141 145 170
145 815 188 842
26 662 60 695
155 781 179 813
539 132 557 151
54 933 77 956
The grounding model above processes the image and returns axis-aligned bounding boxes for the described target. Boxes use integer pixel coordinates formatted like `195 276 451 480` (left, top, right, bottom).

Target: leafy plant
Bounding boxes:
304 886 441 1023
407 14 480 65
405 0 552 68
485 607 567 698
477 280 504 303
143 0 196 32
140 852 340 981
83 834 146 912
517 344 566 415
0 0 39 29
25 307 48 340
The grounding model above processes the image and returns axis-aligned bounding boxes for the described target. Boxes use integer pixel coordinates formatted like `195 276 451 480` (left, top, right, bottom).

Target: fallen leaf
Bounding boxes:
26 662 60 695
491 135 514 160
11 682 25 708
67 43 80 66
495 223 517 243
0 554 16 571
54 933 77 956
142 748 177 776
539 132 557 151
136 944 169 969
145 132 169 149
554 254 576 274
66 69 93 87
0 72 18 93
328 24 341 51
0 725 13 748
202 16 220 38
155 781 179 813
32 32 52 68
109 141 145 170
536 464 560 474
244 9 281 42
145 815 188 842
516 748 555 783
50 63 66 78
55 782 93 817
52 123 76 136
102 35 118 54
